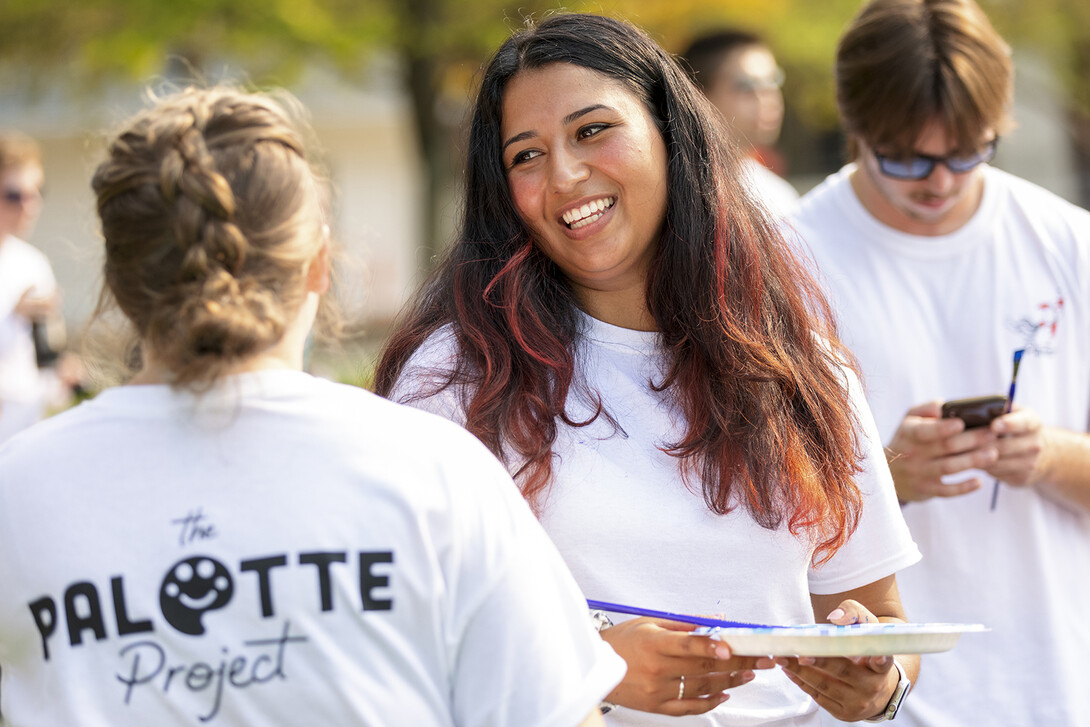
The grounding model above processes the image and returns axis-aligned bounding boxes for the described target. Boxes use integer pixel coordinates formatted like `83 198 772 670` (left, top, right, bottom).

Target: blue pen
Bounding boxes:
991 348 1025 510
586 599 772 629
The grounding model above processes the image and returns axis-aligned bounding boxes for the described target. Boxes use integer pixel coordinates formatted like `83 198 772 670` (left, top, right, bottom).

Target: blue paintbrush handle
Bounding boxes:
1004 348 1024 414
587 599 771 629
994 348 1027 510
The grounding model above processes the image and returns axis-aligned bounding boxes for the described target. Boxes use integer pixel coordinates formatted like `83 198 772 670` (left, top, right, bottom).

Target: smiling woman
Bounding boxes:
501 62 669 329
376 13 921 725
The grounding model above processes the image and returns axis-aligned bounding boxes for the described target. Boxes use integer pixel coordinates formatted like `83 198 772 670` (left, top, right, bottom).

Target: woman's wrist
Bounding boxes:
863 658 911 722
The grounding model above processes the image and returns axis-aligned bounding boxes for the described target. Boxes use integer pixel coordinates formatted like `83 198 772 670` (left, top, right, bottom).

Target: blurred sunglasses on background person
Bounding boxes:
731 66 785 93
2 187 43 206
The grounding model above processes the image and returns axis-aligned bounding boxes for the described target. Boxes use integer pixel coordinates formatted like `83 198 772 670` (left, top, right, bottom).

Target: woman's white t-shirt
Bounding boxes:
392 315 920 726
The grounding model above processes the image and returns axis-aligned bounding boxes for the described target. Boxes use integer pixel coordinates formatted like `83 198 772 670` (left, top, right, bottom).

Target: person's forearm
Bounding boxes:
1035 427 1090 512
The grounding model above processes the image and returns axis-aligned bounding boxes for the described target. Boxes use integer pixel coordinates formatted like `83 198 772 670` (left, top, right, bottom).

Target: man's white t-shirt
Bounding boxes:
391 315 920 726
0 370 625 726
793 164 1090 727
0 234 57 442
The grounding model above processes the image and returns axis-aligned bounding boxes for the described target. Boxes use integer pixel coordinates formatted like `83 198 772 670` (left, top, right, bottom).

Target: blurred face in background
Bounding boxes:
703 43 785 153
0 162 44 240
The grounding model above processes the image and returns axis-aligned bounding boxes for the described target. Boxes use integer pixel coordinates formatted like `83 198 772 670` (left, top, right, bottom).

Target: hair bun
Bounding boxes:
149 269 285 381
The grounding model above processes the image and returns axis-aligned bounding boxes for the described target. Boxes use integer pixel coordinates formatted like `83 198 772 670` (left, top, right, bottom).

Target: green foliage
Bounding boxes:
983 0 1090 113
3 0 1087 231
3 0 1087 130
2 0 392 86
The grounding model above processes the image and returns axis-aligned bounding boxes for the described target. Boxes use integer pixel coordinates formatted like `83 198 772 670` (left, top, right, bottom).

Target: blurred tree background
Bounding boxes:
3 0 1088 267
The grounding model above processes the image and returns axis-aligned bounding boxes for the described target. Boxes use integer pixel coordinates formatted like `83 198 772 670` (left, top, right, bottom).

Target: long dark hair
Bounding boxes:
376 13 862 561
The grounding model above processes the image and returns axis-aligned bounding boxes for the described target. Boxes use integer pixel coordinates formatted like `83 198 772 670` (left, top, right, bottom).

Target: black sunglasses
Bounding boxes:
874 138 999 181
1 188 42 206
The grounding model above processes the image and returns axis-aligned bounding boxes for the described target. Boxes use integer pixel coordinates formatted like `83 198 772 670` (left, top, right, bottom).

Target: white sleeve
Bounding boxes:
445 443 626 726
386 326 468 427
15 239 58 302
30 251 57 299
808 365 922 594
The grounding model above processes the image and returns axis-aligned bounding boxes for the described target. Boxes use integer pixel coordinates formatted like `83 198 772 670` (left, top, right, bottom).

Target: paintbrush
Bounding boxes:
991 348 1026 510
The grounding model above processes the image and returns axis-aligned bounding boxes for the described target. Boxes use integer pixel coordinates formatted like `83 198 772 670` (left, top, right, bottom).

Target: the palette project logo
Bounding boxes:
24 508 397 722
160 556 235 636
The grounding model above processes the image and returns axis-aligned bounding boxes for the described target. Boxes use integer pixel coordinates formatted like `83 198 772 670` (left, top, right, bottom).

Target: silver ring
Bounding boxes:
678 675 685 700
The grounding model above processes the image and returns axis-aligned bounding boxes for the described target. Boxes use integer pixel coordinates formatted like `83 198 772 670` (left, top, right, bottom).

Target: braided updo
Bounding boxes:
92 87 325 388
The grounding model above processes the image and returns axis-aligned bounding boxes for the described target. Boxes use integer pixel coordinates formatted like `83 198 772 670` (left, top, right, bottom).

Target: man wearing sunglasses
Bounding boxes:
0 130 63 443
792 0 1090 725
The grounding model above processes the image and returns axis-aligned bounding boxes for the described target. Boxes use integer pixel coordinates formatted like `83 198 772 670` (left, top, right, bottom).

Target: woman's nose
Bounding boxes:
549 146 590 192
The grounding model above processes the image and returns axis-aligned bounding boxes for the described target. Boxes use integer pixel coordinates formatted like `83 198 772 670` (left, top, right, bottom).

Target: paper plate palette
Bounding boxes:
695 623 988 657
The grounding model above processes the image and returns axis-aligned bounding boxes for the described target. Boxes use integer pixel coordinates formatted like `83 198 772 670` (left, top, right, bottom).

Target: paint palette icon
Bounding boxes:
160 556 234 635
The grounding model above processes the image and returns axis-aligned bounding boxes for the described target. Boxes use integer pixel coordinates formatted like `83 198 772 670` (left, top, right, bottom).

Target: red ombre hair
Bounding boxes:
376 14 862 563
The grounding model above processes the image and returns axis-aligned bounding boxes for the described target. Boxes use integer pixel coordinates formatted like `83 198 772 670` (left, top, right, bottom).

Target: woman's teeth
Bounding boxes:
563 197 614 229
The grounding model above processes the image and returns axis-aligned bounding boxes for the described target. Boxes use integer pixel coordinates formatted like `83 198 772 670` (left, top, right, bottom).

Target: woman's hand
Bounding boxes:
599 617 772 716
777 599 902 722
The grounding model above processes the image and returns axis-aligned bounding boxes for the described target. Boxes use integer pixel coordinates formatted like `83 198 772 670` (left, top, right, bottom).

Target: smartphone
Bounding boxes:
941 395 1007 429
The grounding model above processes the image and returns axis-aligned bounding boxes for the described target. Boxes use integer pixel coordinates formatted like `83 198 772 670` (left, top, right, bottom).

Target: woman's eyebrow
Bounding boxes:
563 104 610 125
502 130 536 153
502 105 613 152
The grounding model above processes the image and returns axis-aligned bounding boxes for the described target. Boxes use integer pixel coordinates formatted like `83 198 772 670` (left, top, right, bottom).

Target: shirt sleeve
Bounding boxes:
386 326 469 427
443 437 626 727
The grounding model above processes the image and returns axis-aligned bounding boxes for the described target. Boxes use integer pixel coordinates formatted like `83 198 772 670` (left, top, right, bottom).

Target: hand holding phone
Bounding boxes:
940 395 1007 429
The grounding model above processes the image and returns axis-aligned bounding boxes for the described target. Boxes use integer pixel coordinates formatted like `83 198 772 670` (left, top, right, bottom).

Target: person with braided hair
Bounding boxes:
0 86 623 726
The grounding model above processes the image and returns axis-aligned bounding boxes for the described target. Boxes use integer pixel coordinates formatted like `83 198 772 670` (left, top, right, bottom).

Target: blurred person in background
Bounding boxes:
680 30 800 217
0 131 81 443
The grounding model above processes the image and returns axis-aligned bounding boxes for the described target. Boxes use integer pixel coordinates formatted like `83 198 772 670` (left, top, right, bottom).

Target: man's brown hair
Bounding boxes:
836 0 1013 159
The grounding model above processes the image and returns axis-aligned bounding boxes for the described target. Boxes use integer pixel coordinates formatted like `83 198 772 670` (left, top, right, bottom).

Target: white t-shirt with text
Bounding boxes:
0 371 625 726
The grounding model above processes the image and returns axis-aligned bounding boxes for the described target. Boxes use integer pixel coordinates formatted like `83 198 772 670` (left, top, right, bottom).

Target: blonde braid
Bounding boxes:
93 86 324 388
